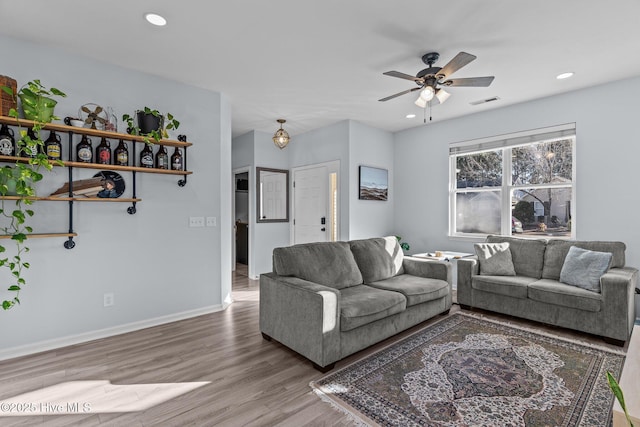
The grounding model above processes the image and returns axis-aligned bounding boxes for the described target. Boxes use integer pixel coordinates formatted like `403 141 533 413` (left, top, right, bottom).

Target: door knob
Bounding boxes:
321 227 326 231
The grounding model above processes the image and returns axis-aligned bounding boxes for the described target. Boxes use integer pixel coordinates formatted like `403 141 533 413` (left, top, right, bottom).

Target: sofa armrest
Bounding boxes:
259 273 341 367
456 257 479 306
403 257 451 284
600 266 638 340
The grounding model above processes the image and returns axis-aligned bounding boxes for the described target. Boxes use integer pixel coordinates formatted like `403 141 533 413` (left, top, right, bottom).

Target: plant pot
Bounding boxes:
19 93 57 122
136 110 163 134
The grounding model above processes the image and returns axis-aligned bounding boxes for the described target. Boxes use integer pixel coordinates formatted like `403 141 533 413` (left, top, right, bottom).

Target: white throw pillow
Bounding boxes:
474 242 516 276
559 246 612 293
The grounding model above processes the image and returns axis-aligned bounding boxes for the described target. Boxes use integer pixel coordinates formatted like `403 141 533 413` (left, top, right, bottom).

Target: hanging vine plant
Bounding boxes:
0 79 66 310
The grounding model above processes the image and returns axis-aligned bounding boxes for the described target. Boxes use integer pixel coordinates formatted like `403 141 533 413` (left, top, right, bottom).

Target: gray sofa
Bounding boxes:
260 236 452 371
457 236 638 345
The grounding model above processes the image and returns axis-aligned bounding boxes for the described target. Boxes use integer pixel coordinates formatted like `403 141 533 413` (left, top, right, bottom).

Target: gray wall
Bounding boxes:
1 37 232 358
394 76 640 268
349 121 395 240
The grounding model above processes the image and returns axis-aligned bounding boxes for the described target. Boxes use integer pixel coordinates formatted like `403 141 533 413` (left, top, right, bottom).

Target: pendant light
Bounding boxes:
272 119 290 149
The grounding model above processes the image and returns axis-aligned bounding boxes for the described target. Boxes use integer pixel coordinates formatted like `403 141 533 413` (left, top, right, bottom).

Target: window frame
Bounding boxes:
448 125 576 240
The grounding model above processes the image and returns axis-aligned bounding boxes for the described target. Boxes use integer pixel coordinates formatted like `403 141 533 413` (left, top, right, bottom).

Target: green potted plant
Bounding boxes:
0 79 66 310
122 107 180 144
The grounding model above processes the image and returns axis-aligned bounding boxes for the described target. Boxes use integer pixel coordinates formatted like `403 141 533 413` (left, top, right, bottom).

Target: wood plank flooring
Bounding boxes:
0 265 628 426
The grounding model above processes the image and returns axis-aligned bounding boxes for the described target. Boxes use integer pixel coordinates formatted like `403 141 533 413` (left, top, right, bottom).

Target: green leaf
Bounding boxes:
11 233 27 243
8 285 20 291
3 300 13 310
0 246 5 253
22 262 30 269
607 371 634 427
0 85 13 96
50 87 66 97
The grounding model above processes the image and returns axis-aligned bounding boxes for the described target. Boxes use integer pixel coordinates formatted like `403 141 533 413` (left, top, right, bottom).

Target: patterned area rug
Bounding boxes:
310 312 626 426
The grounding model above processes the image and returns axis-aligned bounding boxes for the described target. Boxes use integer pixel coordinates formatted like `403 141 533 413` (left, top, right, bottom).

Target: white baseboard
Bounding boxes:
0 304 227 362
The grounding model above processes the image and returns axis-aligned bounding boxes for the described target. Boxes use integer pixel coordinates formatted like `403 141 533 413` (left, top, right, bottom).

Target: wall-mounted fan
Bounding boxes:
379 52 494 107
78 103 108 129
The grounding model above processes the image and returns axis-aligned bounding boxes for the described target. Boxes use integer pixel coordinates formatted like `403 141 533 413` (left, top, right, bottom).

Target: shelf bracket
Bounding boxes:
128 169 137 214
178 134 188 187
63 236 75 249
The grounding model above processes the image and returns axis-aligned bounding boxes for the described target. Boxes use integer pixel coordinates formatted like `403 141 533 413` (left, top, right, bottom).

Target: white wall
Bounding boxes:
394 76 640 267
349 121 395 239
0 36 231 358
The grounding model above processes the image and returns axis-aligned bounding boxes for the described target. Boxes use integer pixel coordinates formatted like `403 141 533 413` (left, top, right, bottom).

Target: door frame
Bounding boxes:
290 160 340 245
232 166 251 274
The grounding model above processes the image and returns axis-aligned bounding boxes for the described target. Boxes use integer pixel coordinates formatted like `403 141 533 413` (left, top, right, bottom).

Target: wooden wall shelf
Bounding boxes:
0 114 194 248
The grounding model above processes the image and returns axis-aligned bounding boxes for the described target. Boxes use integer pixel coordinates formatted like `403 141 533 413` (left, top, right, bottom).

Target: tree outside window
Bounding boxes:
450 136 574 238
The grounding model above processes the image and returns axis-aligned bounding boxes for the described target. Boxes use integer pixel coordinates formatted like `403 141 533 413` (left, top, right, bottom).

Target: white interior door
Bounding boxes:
293 166 328 244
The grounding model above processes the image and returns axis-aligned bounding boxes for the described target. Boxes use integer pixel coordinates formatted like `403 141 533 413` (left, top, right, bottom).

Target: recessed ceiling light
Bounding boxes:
406 114 416 119
145 13 167 26
556 72 574 80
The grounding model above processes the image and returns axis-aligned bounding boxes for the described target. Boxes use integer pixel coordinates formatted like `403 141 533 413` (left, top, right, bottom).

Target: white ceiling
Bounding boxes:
2 0 640 139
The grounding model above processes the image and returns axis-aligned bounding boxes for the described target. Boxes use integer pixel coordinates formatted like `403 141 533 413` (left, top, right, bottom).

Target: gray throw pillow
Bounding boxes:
559 246 612 293
474 242 516 276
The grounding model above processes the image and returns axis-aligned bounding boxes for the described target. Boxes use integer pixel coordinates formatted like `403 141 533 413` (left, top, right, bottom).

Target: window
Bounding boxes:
449 124 575 238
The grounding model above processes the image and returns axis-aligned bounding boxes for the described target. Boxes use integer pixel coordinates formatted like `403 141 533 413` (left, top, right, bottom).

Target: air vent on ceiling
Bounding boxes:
470 96 500 106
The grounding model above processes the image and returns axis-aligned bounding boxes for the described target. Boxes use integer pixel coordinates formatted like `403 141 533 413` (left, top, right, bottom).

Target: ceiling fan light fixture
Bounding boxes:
144 13 167 26
414 96 427 108
418 85 435 101
435 88 451 104
272 119 290 149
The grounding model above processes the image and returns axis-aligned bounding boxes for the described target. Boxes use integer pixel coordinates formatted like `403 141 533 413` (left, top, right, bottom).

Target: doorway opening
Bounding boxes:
233 169 250 276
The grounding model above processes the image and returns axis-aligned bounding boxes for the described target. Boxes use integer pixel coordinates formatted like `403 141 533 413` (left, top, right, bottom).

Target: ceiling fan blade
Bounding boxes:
378 87 421 102
383 71 423 82
437 52 477 79
443 76 495 87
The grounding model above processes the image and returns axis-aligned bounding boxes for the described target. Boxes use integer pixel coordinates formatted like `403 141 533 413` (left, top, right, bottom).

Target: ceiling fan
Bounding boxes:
379 51 494 108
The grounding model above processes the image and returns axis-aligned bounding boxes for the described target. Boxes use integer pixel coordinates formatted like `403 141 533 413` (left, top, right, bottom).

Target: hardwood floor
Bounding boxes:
0 267 628 426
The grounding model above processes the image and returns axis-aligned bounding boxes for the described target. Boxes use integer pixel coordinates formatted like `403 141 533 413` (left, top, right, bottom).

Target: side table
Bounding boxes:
410 251 474 289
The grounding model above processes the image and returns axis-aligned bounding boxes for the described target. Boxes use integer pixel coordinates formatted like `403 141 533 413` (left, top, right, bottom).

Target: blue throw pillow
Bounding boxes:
559 246 612 293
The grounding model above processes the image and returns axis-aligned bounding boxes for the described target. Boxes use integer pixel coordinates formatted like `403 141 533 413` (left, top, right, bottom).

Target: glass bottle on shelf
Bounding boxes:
0 124 15 156
140 143 154 168
76 135 93 163
20 129 40 158
96 137 111 165
155 145 169 169
114 140 128 166
170 147 183 171
45 130 62 161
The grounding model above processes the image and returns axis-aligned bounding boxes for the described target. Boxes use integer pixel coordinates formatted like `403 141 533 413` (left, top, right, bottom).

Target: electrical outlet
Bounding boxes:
103 293 114 307
189 216 205 227
206 216 217 227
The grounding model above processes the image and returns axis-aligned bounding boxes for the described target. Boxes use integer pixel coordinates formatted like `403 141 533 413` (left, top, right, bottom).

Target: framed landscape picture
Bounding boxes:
359 166 388 201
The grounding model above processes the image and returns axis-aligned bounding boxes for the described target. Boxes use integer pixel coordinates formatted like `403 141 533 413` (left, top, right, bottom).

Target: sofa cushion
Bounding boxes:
471 275 538 299
339 285 407 331
349 236 404 283
273 241 363 289
542 240 626 280
486 235 547 279
528 279 602 312
559 246 612 293
368 274 449 307
474 242 516 276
